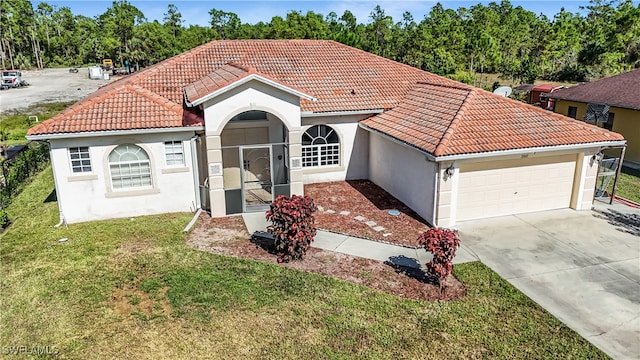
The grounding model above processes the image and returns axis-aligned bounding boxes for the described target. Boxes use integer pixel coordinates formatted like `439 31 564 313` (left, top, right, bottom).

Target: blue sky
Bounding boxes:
48 1 625 26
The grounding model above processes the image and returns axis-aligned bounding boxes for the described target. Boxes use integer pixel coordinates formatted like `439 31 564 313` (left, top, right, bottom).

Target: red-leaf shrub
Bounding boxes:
417 228 460 285
266 194 317 262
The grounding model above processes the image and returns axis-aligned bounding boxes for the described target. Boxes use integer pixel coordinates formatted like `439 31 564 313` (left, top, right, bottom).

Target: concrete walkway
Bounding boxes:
457 202 640 360
241 212 478 268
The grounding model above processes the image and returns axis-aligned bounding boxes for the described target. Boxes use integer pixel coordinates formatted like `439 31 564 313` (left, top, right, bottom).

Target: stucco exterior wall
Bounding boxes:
555 100 637 164
49 132 198 224
368 132 436 225
435 162 457 228
570 152 600 210
301 114 370 183
202 80 304 216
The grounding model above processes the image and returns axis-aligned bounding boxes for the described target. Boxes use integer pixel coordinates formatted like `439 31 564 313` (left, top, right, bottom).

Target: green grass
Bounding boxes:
604 166 640 203
615 167 640 203
0 102 74 146
0 167 608 359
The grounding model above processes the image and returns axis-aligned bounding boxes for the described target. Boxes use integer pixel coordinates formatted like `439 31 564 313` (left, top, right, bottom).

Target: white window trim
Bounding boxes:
164 140 185 167
301 125 341 168
68 146 93 174
107 144 154 192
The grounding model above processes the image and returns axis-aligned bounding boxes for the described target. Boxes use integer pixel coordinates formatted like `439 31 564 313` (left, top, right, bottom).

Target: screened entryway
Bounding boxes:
221 111 290 214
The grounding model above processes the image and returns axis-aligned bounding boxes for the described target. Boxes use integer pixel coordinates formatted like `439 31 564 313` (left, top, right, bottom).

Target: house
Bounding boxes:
528 84 564 110
26 40 626 227
549 68 639 166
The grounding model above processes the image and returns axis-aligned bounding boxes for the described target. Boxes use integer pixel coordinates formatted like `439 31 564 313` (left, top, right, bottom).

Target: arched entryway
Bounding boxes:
220 110 290 214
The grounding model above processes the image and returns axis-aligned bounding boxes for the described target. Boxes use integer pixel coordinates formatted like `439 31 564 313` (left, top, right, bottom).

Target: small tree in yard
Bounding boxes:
417 228 460 286
266 194 317 263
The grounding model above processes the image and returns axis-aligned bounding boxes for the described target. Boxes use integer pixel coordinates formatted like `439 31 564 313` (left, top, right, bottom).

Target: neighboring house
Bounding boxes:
27 40 626 227
527 84 564 110
549 68 639 165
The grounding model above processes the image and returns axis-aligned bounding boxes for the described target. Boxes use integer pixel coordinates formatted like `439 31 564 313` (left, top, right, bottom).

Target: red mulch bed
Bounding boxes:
187 215 466 302
305 180 431 248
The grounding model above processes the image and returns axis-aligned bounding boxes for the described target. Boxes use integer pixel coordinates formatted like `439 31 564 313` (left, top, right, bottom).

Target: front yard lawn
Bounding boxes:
0 167 607 359
614 166 640 203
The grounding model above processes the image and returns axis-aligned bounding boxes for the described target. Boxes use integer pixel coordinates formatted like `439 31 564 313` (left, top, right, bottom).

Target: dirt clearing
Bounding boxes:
0 68 114 114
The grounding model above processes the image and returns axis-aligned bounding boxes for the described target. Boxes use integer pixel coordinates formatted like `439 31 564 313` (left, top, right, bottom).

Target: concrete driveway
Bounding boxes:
456 202 640 360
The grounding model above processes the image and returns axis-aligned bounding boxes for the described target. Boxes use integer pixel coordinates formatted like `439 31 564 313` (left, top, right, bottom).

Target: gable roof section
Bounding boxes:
28 84 202 135
549 68 640 110
183 62 316 106
360 83 472 155
362 83 624 157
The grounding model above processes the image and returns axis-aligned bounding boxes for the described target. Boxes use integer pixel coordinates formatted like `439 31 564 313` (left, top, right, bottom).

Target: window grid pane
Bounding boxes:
69 147 92 173
302 125 340 168
320 144 340 166
302 144 339 168
302 146 318 167
109 144 152 190
110 161 151 189
164 141 184 166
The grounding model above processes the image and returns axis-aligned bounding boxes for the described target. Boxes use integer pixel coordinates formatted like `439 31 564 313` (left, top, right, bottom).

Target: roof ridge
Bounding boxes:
433 87 476 156
127 84 182 113
224 61 254 73
578 67 640 86
327 40 460 86
475 86 620 137
416 81 472 92
27 84 128 135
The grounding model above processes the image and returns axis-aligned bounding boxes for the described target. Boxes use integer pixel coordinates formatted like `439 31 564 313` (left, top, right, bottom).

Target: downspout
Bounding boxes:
190 134 201 210
43 140 66 228
432 162 439 227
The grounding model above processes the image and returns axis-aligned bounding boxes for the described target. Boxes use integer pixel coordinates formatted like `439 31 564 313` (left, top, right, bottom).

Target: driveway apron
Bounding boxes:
457 203 640 360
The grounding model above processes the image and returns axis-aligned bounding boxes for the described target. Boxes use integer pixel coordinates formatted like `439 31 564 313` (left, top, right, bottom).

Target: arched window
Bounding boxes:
108 144 152 189
302 125 340 167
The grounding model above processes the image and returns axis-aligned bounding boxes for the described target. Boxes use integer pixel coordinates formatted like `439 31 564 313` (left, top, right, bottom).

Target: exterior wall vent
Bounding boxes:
209 163 222 176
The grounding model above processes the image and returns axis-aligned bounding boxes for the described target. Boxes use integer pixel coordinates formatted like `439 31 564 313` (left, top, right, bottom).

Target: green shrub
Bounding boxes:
0 209 10 229
0 143 50 208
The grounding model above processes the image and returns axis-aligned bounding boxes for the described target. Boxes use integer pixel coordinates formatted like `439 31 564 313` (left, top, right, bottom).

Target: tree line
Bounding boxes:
1 0 639 85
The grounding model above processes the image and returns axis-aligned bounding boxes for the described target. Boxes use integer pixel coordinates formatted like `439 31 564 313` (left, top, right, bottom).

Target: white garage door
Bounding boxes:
457 154 577 221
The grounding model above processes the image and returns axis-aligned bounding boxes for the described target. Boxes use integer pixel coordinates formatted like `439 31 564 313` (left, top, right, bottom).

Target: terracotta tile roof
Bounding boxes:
28 39 625 156
183 63 252 104
28 83 202 134
360 83 471 154
183 62 314 104
28 40 455 136
361 83 624 156
549 68 640 110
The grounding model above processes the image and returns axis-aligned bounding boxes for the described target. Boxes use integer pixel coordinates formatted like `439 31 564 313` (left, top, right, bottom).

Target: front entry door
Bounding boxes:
241 146 273 212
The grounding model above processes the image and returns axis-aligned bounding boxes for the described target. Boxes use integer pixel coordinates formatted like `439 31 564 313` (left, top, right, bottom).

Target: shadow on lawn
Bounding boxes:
44 189 57 203
592 208 640 237
346 180 428 225
384 255 438 285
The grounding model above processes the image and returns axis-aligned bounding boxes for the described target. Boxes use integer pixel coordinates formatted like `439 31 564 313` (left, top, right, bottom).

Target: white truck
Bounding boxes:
1 70 29 89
